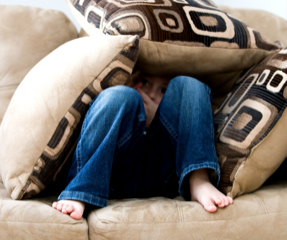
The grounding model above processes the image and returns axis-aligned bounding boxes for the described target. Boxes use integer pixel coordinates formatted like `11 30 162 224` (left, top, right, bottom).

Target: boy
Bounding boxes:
52 72 233 219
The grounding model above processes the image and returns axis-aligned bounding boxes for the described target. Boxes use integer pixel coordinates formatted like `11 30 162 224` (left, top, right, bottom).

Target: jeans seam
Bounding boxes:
76 117 88 173
117 130 133 148
178 162 220 195
206 93 217 160
117 113 146 148
159 114 178 141
76 142 82 174
211 120 217 160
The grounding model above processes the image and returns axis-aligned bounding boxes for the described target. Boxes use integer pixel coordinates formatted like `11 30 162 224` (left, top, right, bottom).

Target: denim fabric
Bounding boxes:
58 76 220 207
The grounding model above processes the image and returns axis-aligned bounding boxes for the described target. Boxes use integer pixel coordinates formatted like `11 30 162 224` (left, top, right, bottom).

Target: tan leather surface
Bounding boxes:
0 5 78 125
0 182 88 240
221 6 287 47
88 181 287 240
0 4 287 240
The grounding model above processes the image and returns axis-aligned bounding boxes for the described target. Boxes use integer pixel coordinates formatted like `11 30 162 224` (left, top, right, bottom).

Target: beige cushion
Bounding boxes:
214 48 287 198
0 34 139 200
220 6 287 47
0 182 88 240
65 0 283 101
88 181 287 239
0 5 78 125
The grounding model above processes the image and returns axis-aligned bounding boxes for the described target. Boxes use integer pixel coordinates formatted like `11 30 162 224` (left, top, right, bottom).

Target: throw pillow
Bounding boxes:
0 34 139 200
66 0 282 100
214 48 287 198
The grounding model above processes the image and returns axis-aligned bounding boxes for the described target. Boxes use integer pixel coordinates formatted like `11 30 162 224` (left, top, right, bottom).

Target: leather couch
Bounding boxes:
1 4 287 240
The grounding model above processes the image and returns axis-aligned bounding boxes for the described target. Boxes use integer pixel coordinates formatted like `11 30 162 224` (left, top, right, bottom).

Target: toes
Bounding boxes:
56 202 64 211
200 195 233 212
201 197 218 213
52 200 85 219
224 197 232 206
52 202 71 213
221 197 228 207
61 204 69 214
227 197 233 204
220 196 233 207
213 196 230 208
215 196 234 208
205 205 217 213
52 202 58 209
70 210 83 220
213 197 224 208
62 204 74 214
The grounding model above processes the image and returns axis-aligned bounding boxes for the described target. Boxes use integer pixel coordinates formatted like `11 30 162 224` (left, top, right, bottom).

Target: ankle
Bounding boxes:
189 169 212 200
189 169 210 185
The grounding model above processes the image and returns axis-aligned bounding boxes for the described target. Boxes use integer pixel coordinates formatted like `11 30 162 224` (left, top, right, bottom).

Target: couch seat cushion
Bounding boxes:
87 181 287 240
0 182 88 240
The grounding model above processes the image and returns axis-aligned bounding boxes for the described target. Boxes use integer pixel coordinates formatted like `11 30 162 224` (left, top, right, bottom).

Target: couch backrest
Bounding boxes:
220 6 287 47
0 5 78 126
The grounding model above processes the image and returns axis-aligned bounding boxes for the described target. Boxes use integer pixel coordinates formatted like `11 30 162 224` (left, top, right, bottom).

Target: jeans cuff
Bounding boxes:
58 190 108 208
178 162 220 200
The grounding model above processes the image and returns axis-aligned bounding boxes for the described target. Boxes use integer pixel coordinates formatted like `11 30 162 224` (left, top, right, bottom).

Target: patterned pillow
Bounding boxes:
66 0 282 96
214 48 287 198
0 35 139 200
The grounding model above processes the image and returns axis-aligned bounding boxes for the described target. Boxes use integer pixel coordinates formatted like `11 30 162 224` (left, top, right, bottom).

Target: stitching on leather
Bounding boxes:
253 193 268 214
175 200 184 222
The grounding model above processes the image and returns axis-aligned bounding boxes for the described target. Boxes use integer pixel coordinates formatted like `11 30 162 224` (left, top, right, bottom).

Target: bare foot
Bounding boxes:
189 169 233 213
52 200 85 220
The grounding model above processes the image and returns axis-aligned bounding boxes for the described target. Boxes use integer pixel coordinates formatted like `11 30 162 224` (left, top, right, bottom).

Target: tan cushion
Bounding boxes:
88 181 287 239
65 0 283 100
220 6 287 47
214 48 287 198
0 182 88 240
0 5 78 125
0 34 139 200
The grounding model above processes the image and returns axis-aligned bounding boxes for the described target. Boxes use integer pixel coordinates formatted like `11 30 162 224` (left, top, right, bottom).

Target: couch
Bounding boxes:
1 2 287 240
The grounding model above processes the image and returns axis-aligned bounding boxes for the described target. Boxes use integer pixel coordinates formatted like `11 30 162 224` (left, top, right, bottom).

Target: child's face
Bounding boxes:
128 71 171 104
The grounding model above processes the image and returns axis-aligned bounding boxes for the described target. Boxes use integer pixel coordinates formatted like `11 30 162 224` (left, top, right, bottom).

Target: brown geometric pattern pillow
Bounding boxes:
66 0 282 101
214 48 287 198
68 0 278 50
0 35 139 200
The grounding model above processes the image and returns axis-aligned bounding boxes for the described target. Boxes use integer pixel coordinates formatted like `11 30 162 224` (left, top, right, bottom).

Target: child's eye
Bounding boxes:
140 78 148 85
161 88 166 94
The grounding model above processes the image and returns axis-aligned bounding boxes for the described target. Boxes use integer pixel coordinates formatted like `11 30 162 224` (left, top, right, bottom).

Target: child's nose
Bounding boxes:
148 89 156 100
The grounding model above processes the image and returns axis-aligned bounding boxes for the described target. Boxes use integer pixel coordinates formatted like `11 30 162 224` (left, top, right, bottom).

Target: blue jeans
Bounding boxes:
58 76 220 207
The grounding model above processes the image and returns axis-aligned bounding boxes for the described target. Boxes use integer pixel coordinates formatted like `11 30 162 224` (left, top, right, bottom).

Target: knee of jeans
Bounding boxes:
99 85 142 108
169 76 211 98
